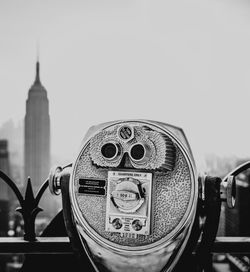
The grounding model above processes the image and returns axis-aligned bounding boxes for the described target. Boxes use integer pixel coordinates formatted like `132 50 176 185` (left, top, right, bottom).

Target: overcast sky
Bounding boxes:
0 0 250 167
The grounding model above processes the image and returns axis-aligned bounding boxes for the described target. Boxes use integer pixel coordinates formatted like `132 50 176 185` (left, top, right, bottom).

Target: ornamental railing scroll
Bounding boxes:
0 170 49 242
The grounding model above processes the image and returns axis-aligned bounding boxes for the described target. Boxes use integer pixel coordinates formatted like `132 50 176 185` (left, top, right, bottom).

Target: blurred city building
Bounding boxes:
208 156 250 272
0 131 24 272
0 120 23 188
225 162 250 237
24 61 60 219
24 60 50 191
0 140 10 236
205 156 250 271
224 165 250 272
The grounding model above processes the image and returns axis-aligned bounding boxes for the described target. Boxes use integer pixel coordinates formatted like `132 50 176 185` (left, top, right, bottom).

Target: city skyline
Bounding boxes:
1 0 250 169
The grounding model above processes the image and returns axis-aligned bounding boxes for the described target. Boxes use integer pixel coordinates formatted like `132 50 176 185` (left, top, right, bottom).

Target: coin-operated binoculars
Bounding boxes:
49 120 236 272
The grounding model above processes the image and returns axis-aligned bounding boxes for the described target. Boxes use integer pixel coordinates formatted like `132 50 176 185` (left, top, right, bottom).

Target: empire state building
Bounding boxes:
25 61 50 190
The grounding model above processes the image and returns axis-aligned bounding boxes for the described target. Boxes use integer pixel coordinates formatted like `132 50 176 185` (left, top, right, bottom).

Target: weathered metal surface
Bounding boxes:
69 120 198 272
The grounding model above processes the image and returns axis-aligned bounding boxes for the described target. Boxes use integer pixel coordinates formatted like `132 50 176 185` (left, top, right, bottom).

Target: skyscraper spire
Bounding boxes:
35 60 40 84
35 41 40 84
28 57 47 97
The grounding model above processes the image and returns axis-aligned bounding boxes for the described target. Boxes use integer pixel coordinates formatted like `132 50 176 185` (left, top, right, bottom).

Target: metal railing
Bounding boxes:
0 237 249 255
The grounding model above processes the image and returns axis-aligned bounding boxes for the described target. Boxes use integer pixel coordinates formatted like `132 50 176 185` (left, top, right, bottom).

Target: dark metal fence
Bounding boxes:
0 237 249 255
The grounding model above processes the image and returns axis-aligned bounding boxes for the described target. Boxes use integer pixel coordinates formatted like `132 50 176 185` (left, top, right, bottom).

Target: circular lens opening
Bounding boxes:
101 143 118 160
130 144 145 161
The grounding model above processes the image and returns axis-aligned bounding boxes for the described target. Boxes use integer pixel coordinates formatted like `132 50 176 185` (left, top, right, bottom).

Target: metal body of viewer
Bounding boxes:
68 120 198 272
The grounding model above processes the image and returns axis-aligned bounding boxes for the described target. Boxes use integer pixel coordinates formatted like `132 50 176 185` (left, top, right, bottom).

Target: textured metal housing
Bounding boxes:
69 120 198 272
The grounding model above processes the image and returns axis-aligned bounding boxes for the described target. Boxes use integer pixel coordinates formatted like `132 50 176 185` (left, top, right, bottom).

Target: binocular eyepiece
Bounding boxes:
101 142 120 161
130 143 145 160
129 142 149 163
100 141 149 164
